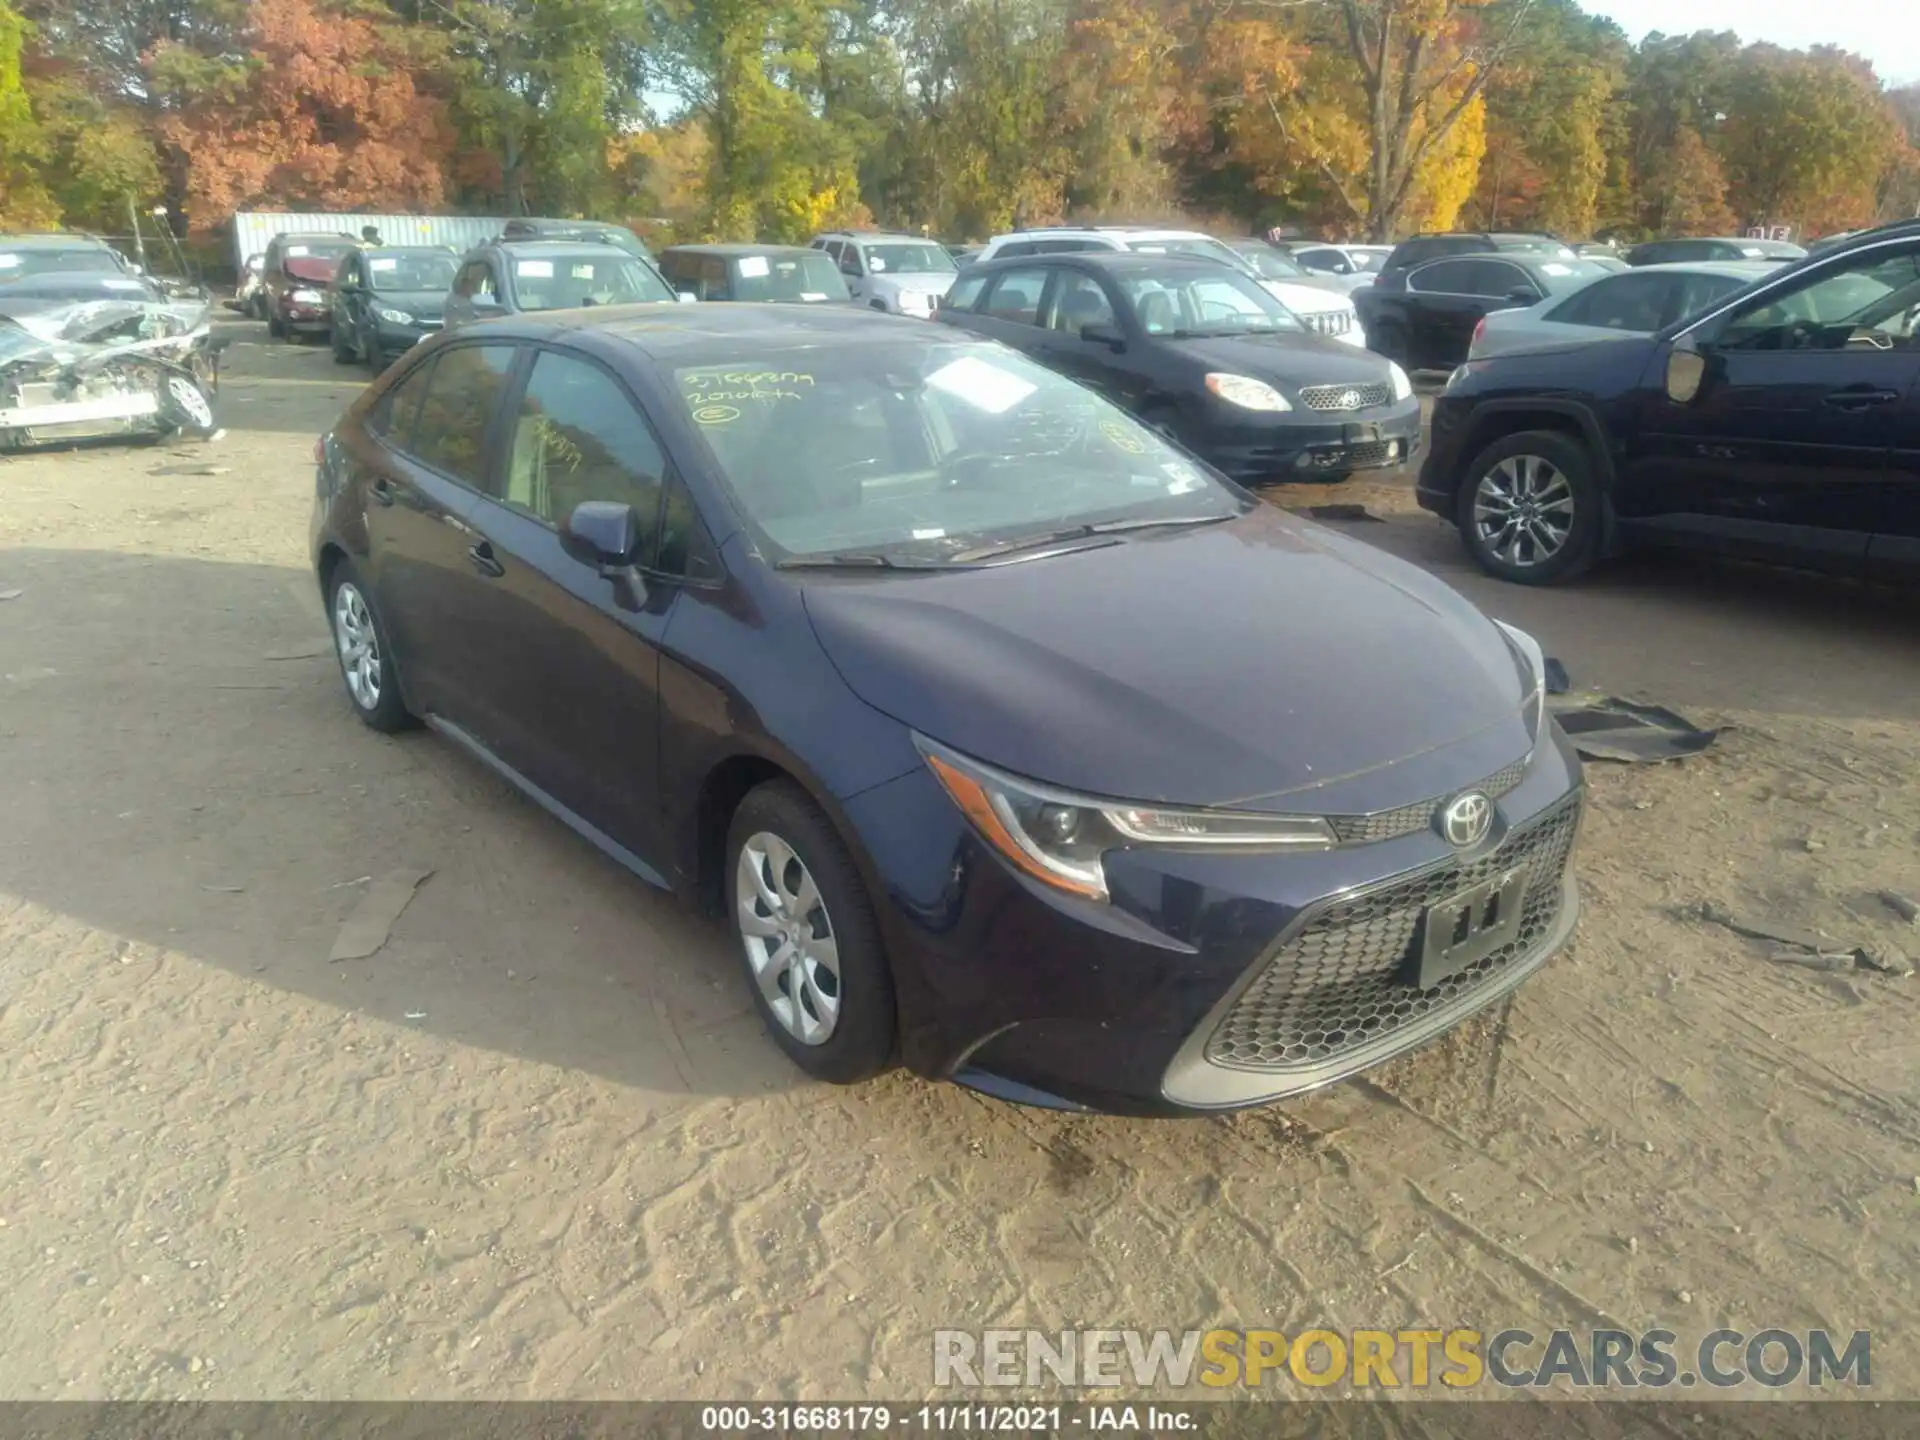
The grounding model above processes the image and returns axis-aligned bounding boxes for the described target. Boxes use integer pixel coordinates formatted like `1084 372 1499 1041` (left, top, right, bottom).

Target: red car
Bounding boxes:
262 232 357 342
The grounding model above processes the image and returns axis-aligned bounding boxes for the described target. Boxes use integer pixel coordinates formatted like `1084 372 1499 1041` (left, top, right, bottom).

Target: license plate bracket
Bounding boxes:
1409 869 1529 989
1343 420 1382 444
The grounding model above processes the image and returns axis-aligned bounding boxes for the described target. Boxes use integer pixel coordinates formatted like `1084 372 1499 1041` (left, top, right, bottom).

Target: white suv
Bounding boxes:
973 227 1365 346
808 231 958 317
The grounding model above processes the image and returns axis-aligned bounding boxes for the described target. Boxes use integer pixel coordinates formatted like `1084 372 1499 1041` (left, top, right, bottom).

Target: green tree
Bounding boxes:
0 0 57 227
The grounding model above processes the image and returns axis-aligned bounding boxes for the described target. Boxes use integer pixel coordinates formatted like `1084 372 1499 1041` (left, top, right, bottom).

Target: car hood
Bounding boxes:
1162 330 1391 385
800 506 1529 810
369 290 447 319
868 272 956 297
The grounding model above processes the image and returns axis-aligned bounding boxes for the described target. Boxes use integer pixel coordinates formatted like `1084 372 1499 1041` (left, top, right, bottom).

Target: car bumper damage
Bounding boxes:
843 721 1585 1115
0 297 222 449
1201 396 1423 483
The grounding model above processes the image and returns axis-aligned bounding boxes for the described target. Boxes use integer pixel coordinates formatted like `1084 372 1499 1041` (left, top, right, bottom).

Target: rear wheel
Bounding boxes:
1455 430 1602 585
331 321 355 363
725 781 895 1084
326 560 414 732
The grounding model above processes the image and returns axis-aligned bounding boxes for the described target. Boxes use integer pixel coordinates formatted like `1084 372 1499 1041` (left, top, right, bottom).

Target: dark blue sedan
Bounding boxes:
310 305 1583 1114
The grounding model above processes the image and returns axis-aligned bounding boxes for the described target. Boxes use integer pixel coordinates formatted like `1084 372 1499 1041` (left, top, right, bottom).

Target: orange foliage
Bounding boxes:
158 0 454 226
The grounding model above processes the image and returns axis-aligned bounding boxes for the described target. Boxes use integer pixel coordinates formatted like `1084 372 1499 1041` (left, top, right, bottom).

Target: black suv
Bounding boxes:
1380 232 1575 277
1419 222 1920 586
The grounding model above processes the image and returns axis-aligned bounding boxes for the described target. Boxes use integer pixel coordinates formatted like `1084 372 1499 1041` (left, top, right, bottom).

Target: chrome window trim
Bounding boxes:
1669 232 1920 343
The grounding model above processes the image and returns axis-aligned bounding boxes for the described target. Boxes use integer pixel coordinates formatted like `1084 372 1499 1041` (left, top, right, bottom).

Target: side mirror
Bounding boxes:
1081 321 1125 350
562 501 640 568
1505 289 1540 307
1665 343 1708 405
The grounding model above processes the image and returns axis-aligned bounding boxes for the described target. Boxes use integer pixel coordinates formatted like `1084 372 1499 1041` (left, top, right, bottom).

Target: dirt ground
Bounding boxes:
0 319 1916 1403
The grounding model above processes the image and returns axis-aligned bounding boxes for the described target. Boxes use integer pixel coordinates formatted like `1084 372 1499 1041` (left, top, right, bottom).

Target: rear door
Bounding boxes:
355 343 518 719
1402 259 1496 368
453 346 684 853
1026 267 1135 404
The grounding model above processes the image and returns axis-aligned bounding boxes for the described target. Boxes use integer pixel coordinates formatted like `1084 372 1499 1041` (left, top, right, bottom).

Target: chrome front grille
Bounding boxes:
1301 310 1355 338
1205 791 1581 1072
1326 758 1528 844
1299 380 1392 412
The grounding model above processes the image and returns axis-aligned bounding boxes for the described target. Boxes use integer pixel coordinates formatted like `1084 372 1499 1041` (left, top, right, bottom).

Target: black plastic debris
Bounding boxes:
1547 694 1721 763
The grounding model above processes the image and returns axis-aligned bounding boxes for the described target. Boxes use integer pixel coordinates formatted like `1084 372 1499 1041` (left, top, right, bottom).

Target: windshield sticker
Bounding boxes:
1101 419 1147 454
800 291 828 301
287 245 310 257
517 260 554 278
1163 460 1204 494
925 355 1036 415
1541 262 1574 276
692 404 741 426
570 263 597 279
681 370 816 420
369 257 398 272
911 527 946 540
737 256 770 278
869 256 887 272
0 255 18 268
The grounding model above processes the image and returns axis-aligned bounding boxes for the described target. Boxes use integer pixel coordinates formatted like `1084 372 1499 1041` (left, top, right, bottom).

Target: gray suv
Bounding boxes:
808 231 958 317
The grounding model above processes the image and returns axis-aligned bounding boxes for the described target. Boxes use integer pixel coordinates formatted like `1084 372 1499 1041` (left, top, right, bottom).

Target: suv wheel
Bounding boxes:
725 781 895 1084
1455 430 1601 585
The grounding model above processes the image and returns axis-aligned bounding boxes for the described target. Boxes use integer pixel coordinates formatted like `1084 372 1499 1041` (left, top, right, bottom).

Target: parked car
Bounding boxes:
262 232 358 341
1219 236 1351 296
1379 232 1576 279
1419 221 1920 586
329 246 459 369
946 243 984 268
1625 236 1806 266
658 244 850 304
973 228 1366 347
939 251 1418 484
808 231 958 317
1356 252 1615 370
310 303 1582 1114
1468 261 1775 360
442 241 677 328
1278 242 1393 292
497 218 652 259
0 232 135 282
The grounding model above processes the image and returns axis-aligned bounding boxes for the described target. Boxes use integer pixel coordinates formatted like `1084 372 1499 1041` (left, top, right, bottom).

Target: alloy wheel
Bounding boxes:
1473 454 1575 568
735 831 841 1046
167 376 214 431
332 582 383 711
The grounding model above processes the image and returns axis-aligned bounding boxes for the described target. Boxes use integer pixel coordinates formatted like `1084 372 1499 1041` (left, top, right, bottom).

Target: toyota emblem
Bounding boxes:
1338 388 1362 409
1439 792 1493 848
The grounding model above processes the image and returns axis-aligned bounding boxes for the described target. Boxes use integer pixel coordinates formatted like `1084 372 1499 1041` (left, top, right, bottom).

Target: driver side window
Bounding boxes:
1717 246 1920 352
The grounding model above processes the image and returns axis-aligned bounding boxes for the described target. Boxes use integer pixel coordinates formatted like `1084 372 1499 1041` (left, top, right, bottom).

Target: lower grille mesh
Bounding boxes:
1205 794 1581 1071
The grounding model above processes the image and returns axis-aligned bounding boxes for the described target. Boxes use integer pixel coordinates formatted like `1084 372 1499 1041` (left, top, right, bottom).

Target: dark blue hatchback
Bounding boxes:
311 304 1583 1114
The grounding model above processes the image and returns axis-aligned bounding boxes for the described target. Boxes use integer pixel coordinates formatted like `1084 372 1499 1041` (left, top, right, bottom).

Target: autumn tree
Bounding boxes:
0 0 57 226
154 0 455 226
1639 123 1735 236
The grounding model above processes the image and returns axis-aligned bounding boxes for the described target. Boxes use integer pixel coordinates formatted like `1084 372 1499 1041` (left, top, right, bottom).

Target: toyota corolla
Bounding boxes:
310 305 1584 1115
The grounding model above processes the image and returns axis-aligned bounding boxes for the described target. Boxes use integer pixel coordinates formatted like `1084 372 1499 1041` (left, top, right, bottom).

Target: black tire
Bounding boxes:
725 780 895 1084
154 372 218 438
330 322 355 363
325 559 415 732
1454 429 1602 585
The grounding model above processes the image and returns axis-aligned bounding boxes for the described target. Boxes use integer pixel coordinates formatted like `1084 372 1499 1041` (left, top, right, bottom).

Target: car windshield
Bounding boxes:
862 243 957 276
733 252 850 302
672 342 1244 565
512 253 673 309
1115 266 1304 336
1232 246 1308 280
368 254 457 292
0 246 122 279
281 241 353 282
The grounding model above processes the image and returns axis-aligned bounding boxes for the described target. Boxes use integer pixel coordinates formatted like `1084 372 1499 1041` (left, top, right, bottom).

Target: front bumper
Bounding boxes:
280 303 329 333
1193 395 1423 484
1416 393 1476 516
841 723 1585 1115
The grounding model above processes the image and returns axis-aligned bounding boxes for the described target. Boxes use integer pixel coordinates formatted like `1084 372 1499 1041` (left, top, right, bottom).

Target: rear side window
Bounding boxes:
982 267 1051 324
370 356 437 448
499 351 667 545
409 344 517 486
1470 260 1537 299
1408 258 1478 293
1548 272 1673 329
1298 247 1349 273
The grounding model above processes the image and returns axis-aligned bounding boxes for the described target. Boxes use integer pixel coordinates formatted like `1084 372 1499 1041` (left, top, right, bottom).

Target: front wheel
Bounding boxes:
1455 430 1602 585
725 781 895 1084
155 372 218 438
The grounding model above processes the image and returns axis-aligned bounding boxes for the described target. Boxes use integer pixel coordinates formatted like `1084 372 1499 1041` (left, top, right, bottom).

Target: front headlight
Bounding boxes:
1388 361 1413 401
1204 373 1291 411
290 288 322 303
1493 619 1547 740
917 736 1335 903
375 306 414 325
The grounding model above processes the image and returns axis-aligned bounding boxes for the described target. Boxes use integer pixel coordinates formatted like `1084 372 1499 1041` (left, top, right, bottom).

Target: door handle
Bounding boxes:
1823 386 1901 411
370 477 396 507
467 541 505 578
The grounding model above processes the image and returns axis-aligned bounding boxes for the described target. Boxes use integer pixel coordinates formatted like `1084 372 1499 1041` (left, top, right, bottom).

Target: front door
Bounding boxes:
1027 269 1132 405
1869 368 1920 580
1622 238 1920 569
455 347 677 856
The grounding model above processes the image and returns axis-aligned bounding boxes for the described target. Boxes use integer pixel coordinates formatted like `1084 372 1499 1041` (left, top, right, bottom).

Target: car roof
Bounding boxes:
968 250 1226 275
487 240 635 257
478 302 982 363
662 243 819 258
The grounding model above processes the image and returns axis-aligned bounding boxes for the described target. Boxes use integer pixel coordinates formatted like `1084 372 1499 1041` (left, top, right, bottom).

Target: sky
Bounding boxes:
1585 2 1920 83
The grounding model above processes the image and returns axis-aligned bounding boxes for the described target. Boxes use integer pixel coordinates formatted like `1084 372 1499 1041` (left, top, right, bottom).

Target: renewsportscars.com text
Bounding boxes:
932 1327 1871 1391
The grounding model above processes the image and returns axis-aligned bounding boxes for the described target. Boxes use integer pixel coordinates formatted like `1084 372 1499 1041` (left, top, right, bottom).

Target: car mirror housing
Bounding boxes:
1506 289 1539 307
563 501 640 568
1665 343 1708 405
1081 321 1125 350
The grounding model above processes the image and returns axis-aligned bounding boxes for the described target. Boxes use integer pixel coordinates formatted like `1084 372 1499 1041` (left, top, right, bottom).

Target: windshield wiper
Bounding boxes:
952 513 1229 563
777 552 918 570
